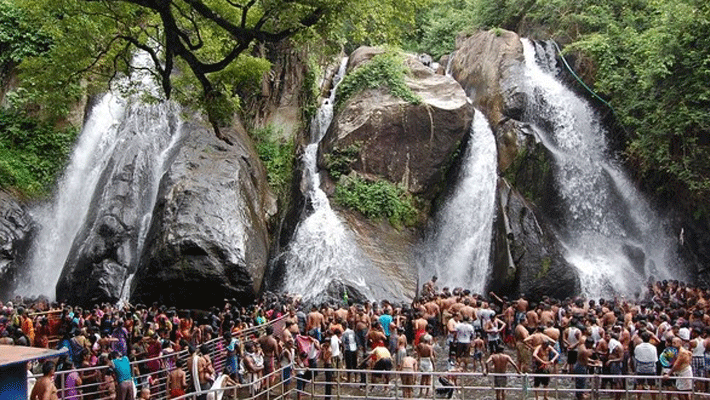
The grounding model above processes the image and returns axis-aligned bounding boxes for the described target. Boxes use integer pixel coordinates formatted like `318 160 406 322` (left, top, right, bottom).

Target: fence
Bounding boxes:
37 315 285 400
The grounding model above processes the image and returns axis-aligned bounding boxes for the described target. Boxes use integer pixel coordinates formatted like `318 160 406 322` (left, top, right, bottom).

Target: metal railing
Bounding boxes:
35 315 286 400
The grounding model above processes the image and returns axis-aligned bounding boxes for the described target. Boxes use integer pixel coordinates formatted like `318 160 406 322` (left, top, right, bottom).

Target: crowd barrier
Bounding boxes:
33 315 285 400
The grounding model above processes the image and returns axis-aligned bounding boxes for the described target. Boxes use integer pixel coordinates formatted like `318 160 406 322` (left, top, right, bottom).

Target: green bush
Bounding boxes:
324 145 360 180
334 174 418 228
250 125 294 199
335 50 420 110
0 110 78 196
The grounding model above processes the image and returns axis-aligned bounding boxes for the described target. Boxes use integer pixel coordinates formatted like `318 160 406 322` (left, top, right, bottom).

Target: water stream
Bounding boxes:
19 52 183 300
280 58 371 302
520 38 680 297
420 108 498 293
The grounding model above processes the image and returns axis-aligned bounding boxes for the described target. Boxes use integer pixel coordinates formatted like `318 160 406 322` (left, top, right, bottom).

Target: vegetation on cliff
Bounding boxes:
334 174 418 228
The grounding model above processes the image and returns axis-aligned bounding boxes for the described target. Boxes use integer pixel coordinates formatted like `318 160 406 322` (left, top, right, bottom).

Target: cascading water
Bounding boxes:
520 38 680 297
420 108 498 293
19 52 183 300
280 58 371 302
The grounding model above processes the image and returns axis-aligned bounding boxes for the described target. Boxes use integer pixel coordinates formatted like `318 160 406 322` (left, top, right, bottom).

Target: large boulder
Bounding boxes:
130 120 276 309
319 46 473 199
56 102 184 306
0 191 34 299
449 29 526 124
490 179 580 300
276 47 472 303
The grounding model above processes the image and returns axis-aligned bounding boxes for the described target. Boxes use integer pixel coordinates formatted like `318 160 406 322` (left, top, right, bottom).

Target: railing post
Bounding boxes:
337 368 341 400
591 373 599 400
522 373 529 400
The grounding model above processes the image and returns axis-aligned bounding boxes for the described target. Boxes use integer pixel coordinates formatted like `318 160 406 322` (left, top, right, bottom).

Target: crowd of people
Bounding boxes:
3 276 710 400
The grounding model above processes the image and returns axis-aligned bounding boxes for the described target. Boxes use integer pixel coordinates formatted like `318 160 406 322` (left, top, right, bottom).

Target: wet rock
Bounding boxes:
320 46 473 199
56 103 183 306
449 29 527 123
0 191 35 299
130 121 276 309
489 179 580 301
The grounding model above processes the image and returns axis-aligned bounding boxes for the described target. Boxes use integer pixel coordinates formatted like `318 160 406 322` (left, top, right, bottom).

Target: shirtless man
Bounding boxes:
515 296 529 326
413 312 429 346
515 316 532 372
540 305 555 327
355 307 370 358
400 355 418 398
663 337 693 400
307 306 324 342
167 359 188 399
259 325 280 385
485 345 521 400
30 361 58 400
574 337 603 400
533 340 559 400
563 322 583 373
543 320 562 373
472 333 486 373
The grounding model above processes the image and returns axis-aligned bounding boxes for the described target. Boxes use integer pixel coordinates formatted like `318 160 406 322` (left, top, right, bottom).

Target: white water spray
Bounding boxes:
20 52 183 300
281 58 370 301
421 108 498 293
520 38 679 297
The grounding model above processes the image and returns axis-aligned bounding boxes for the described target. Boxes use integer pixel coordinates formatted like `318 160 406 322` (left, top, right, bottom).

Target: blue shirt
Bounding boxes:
112 356 132 383
379 314 393 337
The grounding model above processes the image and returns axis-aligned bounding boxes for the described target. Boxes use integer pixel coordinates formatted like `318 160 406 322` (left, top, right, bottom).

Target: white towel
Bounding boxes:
191 355 201 394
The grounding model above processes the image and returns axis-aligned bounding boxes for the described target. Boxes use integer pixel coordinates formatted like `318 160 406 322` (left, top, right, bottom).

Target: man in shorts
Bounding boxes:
485 345 521 400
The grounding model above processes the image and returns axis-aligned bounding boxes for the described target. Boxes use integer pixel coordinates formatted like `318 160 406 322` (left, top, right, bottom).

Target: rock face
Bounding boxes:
449 29 581 299
319 46 473 200
0 191 34 299
449 30 526 123
276 46 472 302
490 179 580 300
56 102 184 306
130 121 276 310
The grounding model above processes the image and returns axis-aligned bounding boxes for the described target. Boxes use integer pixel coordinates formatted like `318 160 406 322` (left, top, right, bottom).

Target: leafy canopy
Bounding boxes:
12 0 428 138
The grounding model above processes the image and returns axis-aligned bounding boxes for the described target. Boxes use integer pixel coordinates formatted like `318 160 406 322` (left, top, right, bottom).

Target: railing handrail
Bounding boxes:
30 314 287 400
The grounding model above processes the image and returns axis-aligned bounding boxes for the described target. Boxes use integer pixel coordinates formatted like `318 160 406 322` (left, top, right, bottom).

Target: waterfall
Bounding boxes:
420 108 498 293
19 52 183 300
520 38 680 298
281 58 371 302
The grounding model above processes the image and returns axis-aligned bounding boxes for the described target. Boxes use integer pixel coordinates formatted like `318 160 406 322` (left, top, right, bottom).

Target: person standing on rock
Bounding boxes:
532 340 558 400
258 325 280 386
307 305 324 342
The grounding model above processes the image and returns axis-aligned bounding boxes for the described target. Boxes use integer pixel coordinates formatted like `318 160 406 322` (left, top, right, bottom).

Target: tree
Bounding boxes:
14 0 428 141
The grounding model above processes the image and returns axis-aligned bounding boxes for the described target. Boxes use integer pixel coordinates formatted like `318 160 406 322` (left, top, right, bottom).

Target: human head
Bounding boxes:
41 361 56 376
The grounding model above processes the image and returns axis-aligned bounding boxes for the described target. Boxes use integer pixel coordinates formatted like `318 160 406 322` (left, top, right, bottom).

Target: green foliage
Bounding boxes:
0 2 50 74
334 174 418 228
250 125 294 199
324 144 360 180
0 109 78 196
536 257 552 279
301 57 323 122
335 50 421 109
402 0 477 59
